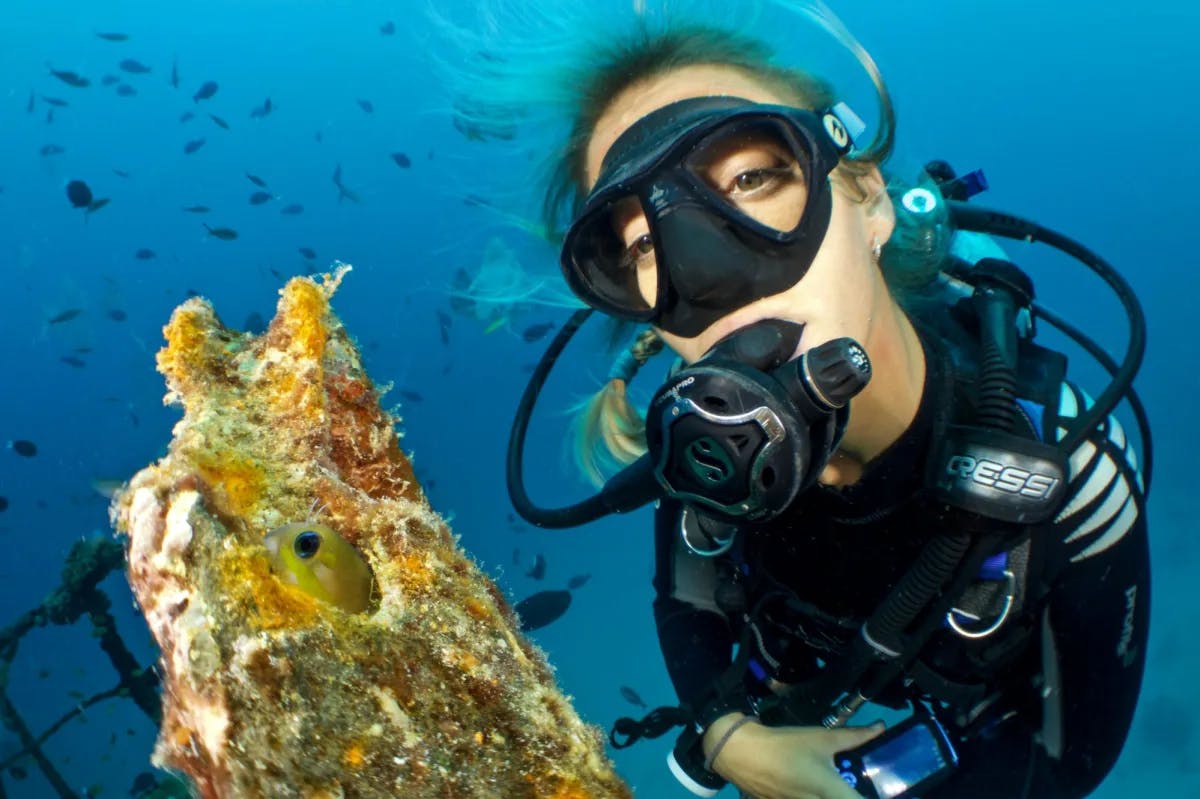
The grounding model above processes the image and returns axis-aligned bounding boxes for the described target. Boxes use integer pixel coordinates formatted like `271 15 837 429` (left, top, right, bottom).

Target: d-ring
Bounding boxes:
947 570 1016 639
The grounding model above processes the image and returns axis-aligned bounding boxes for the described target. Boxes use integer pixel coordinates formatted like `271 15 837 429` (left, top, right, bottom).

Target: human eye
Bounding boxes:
618 233 655 270
730 164 796 195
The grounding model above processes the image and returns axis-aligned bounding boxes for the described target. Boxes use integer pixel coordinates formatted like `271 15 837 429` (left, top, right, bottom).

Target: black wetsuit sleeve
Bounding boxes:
652 498 738 711
1033 384 1150 796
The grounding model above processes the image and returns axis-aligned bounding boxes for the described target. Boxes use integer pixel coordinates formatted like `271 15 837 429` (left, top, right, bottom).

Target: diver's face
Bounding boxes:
585 64 896 364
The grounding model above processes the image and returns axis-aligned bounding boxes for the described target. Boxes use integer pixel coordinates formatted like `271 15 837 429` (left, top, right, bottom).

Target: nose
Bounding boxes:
656 206 758 309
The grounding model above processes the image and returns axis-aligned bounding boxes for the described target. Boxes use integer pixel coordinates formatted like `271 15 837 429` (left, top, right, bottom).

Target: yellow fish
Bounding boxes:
263 522 374 613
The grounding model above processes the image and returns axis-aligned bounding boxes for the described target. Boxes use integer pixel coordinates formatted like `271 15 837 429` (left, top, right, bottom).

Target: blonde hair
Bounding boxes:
436 1 951 485
572 328 664 486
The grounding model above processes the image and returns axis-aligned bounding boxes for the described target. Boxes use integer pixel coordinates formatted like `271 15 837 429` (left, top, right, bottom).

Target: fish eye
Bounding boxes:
294 530 322 559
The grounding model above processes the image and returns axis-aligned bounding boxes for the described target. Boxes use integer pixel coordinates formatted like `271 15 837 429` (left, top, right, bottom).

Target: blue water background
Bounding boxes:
1 1 1197 796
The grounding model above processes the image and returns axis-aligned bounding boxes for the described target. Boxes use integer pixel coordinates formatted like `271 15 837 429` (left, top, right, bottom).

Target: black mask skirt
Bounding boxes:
561 97 854 338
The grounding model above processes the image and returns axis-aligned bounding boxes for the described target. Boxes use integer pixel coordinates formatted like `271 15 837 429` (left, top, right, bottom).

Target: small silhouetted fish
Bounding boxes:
182 205 209 213
131 771 158 795
46 108 55 124
514 590 571 632
436 309 452 345
512 548 521 564
41 96 69 107
280 203 304 215
521 321 556 343
96 31 129 41
9 440 38 457
380 20 395 35
107 309 127 321
249 97 273 118
134 248 156 260
243 311 266 334
112 168 130 178
203 224 238 240
525 553 546 580
357 98 374 113
246 172 267 187
49 308 83 324
115 83 137 97
0 496 7 512
186 288 201 297
249 191 272 205
390 151 411 168
101 74 120 86
298 247 316 260
60 355 86 368
209 114 229 130
66 180 93 208
48 66 90 88
170 58 179 89
332 164 361 203
453 111 516 143
119 58 152 74
179 111 194 123
567 573 591 590
183 138 205 154
619 686 647 708
87 198 110 214
399 390 424 402
192 80 218 102
9 764 27 780
40 144 65 156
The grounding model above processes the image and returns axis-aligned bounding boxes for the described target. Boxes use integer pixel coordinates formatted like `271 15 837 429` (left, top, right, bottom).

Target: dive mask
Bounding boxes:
561 96 856 338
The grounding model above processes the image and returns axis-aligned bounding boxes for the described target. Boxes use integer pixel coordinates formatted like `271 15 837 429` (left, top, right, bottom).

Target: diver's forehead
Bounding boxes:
584 64 797 187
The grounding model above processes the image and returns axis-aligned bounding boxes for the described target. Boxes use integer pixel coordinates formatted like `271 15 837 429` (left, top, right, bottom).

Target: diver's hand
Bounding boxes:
703 713 884 799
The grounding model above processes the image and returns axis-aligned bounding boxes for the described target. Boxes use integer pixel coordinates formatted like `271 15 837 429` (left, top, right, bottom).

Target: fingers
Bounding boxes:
810 723 884 799
817 721 886 756
810 762 869 799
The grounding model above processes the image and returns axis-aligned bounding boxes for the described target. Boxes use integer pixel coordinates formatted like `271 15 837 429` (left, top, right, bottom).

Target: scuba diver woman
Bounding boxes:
459 2 1152 797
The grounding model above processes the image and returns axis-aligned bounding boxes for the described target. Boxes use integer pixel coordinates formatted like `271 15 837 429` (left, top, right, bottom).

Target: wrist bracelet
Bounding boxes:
703 714 757 773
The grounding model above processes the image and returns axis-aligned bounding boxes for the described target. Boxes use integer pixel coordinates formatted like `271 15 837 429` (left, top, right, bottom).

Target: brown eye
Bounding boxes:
731 166 795 195
619 233 655 270
735 171 767 191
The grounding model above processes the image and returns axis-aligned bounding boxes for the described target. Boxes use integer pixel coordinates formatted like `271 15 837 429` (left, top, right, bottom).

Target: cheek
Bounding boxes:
777 207 881 337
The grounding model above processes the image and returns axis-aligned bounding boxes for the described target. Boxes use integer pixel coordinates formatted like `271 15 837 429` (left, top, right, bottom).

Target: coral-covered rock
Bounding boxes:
111 266 630 798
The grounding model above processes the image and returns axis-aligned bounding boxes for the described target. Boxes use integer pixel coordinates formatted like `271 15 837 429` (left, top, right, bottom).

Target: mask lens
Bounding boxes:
684 118 811 234
563 194 657 319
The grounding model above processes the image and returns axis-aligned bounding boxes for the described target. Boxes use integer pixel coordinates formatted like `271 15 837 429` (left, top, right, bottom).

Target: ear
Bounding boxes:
858 165 896 244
